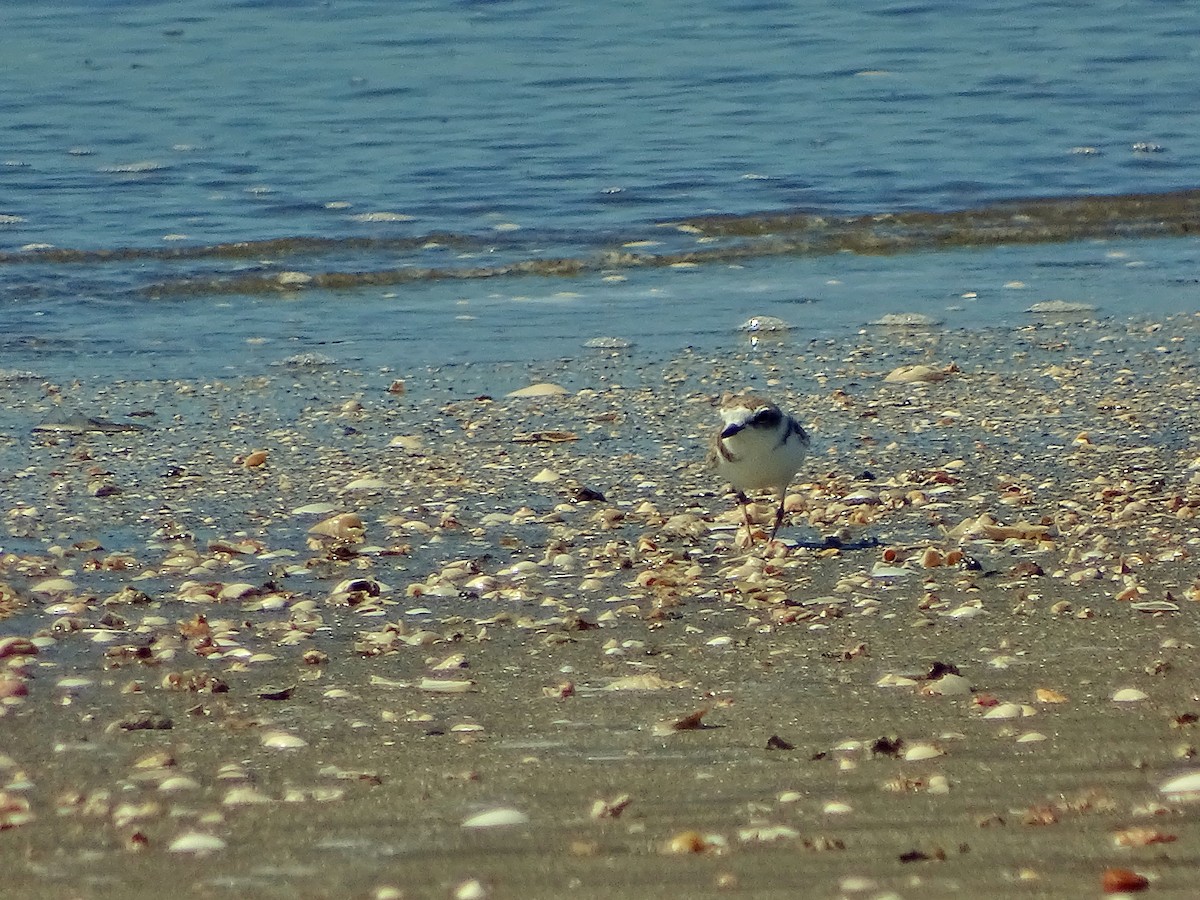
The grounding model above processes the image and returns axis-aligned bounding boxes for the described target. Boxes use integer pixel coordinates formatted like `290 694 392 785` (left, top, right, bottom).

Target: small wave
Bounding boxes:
3 189 1199 298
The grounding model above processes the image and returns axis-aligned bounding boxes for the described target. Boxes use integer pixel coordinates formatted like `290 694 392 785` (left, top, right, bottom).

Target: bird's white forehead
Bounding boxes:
719 405 756 426
718 400 771 426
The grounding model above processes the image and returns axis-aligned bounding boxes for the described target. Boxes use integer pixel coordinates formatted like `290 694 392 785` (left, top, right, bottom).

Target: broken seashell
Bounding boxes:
506 383 568 398
461 807 529 829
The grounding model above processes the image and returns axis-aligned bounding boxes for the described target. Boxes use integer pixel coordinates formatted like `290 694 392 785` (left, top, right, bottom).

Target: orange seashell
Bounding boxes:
0 637 38 659
945 549 963 566
882 548 898 563
0 677 29 699
1101 867 1149 893
1112 826 1176 848
243 450 268 468
664 830 711 854
921 547 944 568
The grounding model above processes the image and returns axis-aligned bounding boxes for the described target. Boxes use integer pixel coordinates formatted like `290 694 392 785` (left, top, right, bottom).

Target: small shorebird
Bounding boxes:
712 393 810 546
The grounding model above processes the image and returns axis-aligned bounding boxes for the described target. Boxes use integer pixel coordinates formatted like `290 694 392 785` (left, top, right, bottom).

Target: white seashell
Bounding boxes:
706 636 734 648
1159 771 1200 801
158 775 201 793
1026 299 1095 314
927 673 972 696
871 313 941 327
461 807 529 829
903 743 944 761
823 800 853 815
506 383 568 397
839 877 878 893
260 730 308 750
452 878 490 900
883 364 951 384
738 824 800 842
983 702 1031 720
291 502 340 516
876 673 918 687
343 477 388 491
927 775 951 795
418 678 475 693
30 577 76 595
870 564 912 579
168 832 226 854
530 468 560 484
308 513 364 539
1130 600 1180 613
1112 687 1149 703
1016 732 1047 743
222 787 274 806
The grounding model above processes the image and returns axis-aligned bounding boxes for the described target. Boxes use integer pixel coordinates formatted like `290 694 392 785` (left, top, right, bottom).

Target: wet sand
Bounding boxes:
2 312 1200 899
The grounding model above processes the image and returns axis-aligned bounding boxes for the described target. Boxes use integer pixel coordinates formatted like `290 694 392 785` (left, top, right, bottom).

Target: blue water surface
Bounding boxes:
1 0 1198 379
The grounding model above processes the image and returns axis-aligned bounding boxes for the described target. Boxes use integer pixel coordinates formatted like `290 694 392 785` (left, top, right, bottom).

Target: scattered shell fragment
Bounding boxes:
883 363 956 384
461 807 529 829
223 787 274 806
1100 867 1149 893
603 674 683 691
168 832 226 855
30 578 76 596
983 703 1036 720
452 879 490 900
903 743 945 761
738 824 800 843
583 336 631 351
871 313 942 327
0 638 39 659
1111 688 1149 703
506 383 568 397
1158 771 1200 801
260 730 309 750
1112 826 1176 848
343 476 388 491
1035 688 1068 704
590 794 632 819
663 830 727 855
308 513 365 540
925 673 972 696
1027 299 1096 314
653 707 709 736
243 450 268 468
418 678 476 693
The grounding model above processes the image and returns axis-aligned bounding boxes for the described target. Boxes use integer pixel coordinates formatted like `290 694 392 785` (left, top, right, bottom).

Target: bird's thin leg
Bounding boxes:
767 493 787 544
735 490 756 546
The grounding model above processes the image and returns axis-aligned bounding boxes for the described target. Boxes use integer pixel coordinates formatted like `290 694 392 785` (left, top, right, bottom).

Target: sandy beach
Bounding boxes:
2 311 1200 899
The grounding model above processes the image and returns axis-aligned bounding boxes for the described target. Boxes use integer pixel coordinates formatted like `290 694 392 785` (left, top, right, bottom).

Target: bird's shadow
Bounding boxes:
784 533 881 552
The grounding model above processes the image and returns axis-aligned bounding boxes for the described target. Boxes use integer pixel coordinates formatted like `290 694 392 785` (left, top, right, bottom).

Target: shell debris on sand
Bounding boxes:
4 314 1200 896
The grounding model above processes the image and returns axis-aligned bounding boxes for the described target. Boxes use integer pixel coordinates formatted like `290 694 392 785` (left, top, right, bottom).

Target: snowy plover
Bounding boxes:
713 393 810 545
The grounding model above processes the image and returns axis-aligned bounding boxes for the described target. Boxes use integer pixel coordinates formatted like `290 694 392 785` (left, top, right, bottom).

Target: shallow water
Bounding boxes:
3 0 1200 383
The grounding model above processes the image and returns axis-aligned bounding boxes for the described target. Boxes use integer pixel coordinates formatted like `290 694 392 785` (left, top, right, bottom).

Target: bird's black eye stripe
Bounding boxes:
750 407 781 428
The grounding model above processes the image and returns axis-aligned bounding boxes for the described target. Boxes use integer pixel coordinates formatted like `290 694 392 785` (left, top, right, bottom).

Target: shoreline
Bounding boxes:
2 312 1200 897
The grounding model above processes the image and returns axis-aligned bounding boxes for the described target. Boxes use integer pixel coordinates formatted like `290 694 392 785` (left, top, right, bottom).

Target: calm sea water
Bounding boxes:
2 0 1199 381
